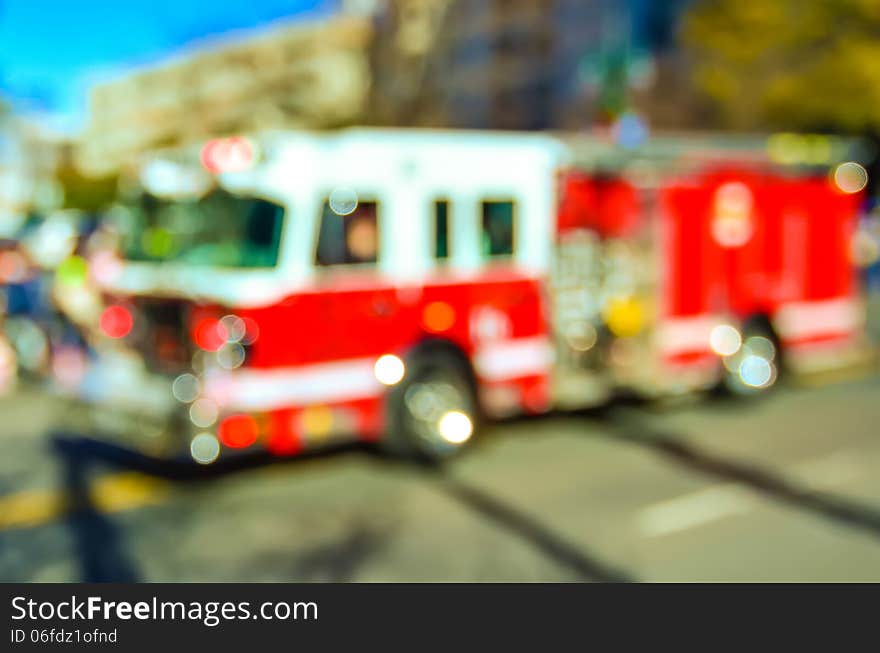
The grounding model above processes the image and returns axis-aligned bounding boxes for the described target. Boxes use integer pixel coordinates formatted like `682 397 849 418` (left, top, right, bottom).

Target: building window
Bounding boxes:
315 199 379 266
481 200 515 257
434 199 450 260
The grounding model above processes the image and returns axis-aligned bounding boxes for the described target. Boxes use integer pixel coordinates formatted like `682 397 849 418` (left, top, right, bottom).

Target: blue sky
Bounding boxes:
0 0 335 130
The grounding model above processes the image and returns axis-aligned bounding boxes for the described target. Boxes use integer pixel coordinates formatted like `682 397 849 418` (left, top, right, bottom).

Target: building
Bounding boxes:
0 106 63 233
76 14 373 177
74 0 689 175
371 0 624 129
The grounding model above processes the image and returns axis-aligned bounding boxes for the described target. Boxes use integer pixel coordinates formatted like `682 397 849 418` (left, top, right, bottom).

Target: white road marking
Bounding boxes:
636 450 863 539
637 483 752 538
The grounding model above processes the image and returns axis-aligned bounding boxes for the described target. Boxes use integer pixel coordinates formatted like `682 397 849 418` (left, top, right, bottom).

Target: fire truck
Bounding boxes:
64 129 867 463
558 134 867 396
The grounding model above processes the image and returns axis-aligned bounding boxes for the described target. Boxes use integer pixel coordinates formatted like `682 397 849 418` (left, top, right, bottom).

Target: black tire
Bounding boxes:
382 349 479 463
717 315 782 397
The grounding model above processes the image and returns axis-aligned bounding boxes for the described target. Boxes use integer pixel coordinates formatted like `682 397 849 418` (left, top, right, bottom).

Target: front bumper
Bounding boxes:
52 351 191 460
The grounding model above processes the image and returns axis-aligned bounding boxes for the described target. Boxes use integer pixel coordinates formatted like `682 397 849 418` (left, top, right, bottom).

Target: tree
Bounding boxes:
56 145 118 213
681 0 880 133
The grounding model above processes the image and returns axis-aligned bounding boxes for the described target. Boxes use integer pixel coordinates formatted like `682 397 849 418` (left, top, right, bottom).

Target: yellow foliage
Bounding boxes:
682 0 880 131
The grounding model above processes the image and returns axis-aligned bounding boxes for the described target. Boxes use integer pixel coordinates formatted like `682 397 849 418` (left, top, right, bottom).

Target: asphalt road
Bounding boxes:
1 371 879 582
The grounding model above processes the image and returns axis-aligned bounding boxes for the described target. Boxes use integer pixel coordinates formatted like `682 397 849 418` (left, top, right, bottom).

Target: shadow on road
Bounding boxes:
289 521 397 582
47 431 637 582
47 433 371 582
51 437 141 582
34 380 880 581
433 472 636 582
602 408 880 541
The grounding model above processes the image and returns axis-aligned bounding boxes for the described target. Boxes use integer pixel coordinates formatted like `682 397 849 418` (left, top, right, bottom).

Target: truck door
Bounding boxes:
313 196 401 362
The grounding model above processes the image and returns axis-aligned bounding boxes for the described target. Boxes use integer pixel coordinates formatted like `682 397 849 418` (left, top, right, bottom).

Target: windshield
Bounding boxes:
116 189 284 268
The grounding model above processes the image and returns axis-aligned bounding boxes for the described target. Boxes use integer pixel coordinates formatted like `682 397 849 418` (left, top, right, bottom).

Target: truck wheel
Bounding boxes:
383 352 479 462
719 316 781 396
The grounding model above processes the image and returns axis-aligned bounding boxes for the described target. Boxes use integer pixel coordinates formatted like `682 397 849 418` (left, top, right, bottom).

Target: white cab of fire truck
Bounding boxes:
81 129 597 463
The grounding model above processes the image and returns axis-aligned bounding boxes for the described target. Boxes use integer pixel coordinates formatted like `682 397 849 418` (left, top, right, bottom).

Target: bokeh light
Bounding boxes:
422 301 456 333
565 322 598 352
56 255 89 287
217 343 246 370
219 315 247 343
189 398 219 428
200 136 257 174
739 355 773 388
834 162 868 194
190 433 221 465
240 317 260 345
712 182 754 248
193 318 226 352
218 414 260 449
743 336 776 361
329 187 359 216
710 324 742 357
99 305 134 339
374 354 405 386
437 410 473 444
172 373 201 403
603 297 644 337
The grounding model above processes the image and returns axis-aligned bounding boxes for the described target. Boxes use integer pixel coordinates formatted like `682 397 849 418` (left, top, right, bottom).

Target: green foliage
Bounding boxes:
682 0 880 132
57 160 119 212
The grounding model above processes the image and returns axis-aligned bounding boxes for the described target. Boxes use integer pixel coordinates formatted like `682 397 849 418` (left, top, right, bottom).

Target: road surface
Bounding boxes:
1 372 879 582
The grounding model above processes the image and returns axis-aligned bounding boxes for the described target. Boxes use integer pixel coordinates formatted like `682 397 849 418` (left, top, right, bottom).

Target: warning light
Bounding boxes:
712 181 754 248
192 318 227 352
200 137 257 174
218 414 259 449
422 301 456 333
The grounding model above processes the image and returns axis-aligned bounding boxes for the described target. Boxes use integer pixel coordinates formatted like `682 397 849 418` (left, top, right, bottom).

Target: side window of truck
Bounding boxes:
481 200 515 257
315 199 380 266
434 199 450 260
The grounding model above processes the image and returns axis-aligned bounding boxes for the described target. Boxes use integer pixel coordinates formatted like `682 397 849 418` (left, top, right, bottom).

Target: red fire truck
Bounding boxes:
558 136 867 397
66 129 866 463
